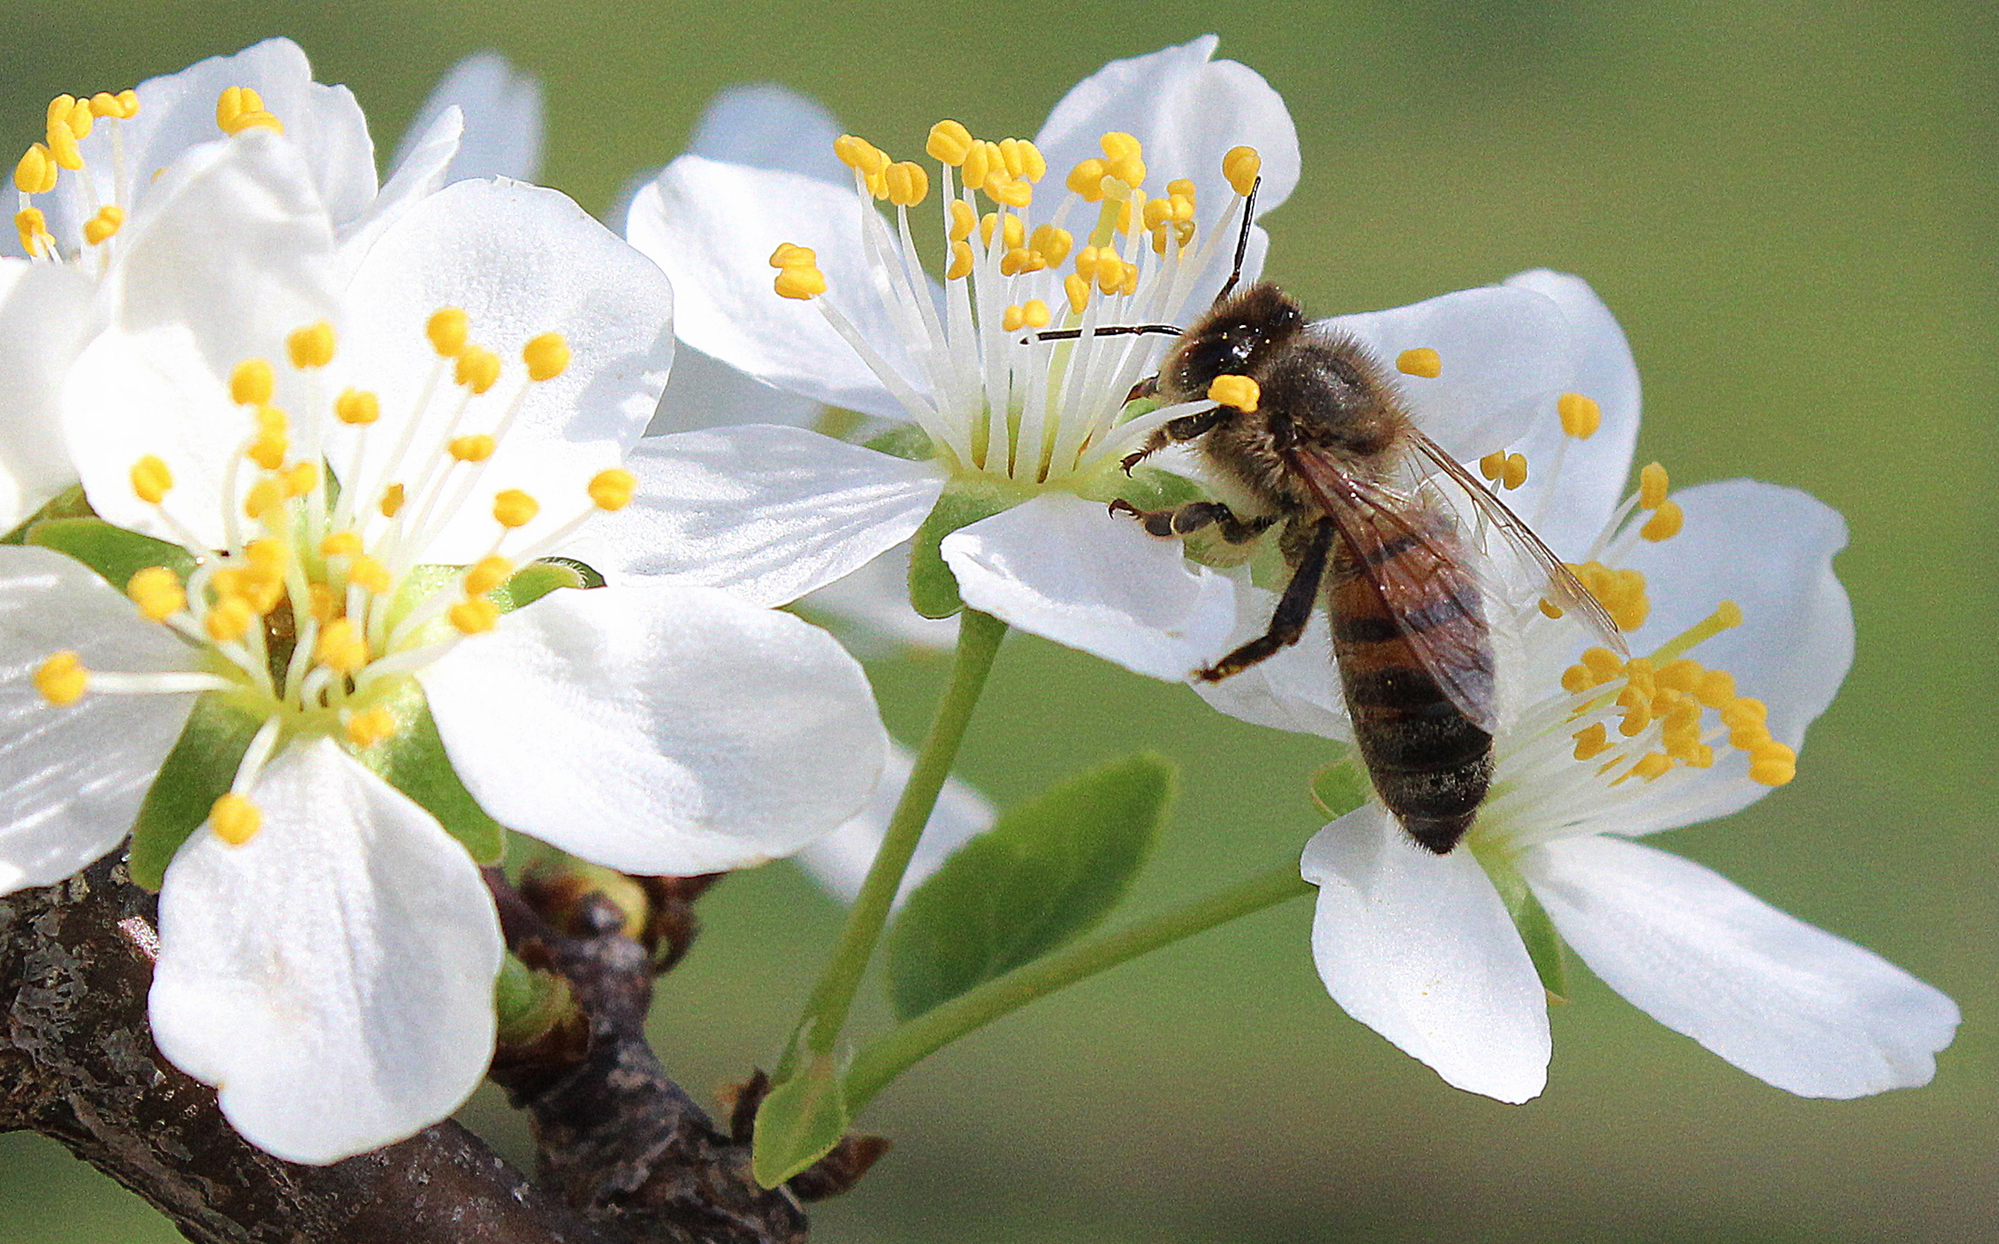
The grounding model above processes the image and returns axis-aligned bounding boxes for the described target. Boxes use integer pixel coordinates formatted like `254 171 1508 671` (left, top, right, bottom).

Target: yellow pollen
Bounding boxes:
348 555 390 594
1396 347 1442 378
216 86 282 135
245 538 287 574
126 566 185 621
315 618 368 673
15 207 49 256
768 242 817 269
1558 392 1601 439
380 483 406 518
345 706 398 749
464 555 514 596
14 144 57 195
209 792 262 845
1479 451 1506 481
1099 131 1142 162
1720 697 1766 731
948 201 975 242
1655 658 1701 693
1641 499 1684 542
1063 273 1090 314
1000 137 1046 182
961 142 994 193
1066 157 1108 202
246 431 288 471
988 177 1032 208
1539 599 1565 620
243 478 283 519
230 359 275 406
925 120 973 166
449 597 501 635
1029 223 1073 266
321 531 363 558
282 462 318 497
589 467 637 511
205 597 255 642
455 346 501 394
33 651 88 705
1639 461 1670 510
1695 669 1738 708
130 455 173 504
83 205 124 246
88 91 131 119
1501 452 1529 491
1571 722 1610 760
523 332 569 381
44 124 81 172
884 161 929 207
833 134 890 176
1748 741 1797 786
1223 146 1262 197
492 489 539 529
1167 177 1197 202
1630 753 1674 782
287 320 336 369
428 308 469 356
335 388 380 425
450 434 496 463
307 583 339 623
773 263 827 300
1208 375 1260 412
1570 560 1650 631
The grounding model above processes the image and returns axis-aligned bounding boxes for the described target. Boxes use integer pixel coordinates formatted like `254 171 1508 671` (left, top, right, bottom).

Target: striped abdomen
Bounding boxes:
1328 513 1495 853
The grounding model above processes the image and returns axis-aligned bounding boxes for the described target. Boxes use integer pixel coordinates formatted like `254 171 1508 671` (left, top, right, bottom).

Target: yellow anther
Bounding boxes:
1208 374 1261 412
1655 658 1702 693
1099 131 1142 162
1064 272 1090 315
773 264 827 299
34 651 88 705
15 144 57 195
1021 299 1050 329
204 597 255 642
493 489 539 529
1142 197 1175 231
347 554 390 594
1066 157 1108 202
988 177 1032 208
926 120 973 166
89 91 128 118
1104 153 1146 189
130 455 173 504
1623 656 1657 694
450 434 496 463
514 332 567 384
455 345 501 394
1396 347 1442 379
1630 752 1674 782
229 359 275 406
1558 392 1601 439
306 582 339 623
947 201 976 243
1028 223 1072 266
998 247 1042 277
380 483 405 518
246 432 288 471
315 618 369 673
449 597 501 635
960 141 994 191
1720 696 1767 730
588 467 637 512
1223 146 1262 197
464 555 514 596
321 531 363 558
1501 452 1529 491
1748 741 1797 786
216 86 282 135
1695 669 1738 708
1617 699 1651 739
978 212 1024 250
82 205 123 245
833 134 889 175
768 242 817 269
209 792 262 845
126 566 186 621
1581 646 1624 682
242 478 283 520
225 567 284 615
1571 561 1651 632
1479 451 1506 481
44 124 81 172
245 538 288 575
46 94 76 130
884 161 929 207
1000 138 1046 182
345 706 398 748
15 207 49 256
1001 303 1028 332
1559 664 1595 695
1539 599 1565 620
1641 498 1684 542
282 461 318 497
334 388 380 426
284 320 334 369
1639 461 1670 510
427 308 469 356
946 242 974 281
1730 722 1773 752
1571 722 1610 760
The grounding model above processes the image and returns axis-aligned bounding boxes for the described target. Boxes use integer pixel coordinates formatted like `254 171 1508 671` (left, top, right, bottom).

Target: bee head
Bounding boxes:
1160 282 1305 401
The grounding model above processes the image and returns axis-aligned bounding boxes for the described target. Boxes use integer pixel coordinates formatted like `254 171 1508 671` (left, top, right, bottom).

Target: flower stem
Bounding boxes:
777 608 1008 1080
841 858 1312 1111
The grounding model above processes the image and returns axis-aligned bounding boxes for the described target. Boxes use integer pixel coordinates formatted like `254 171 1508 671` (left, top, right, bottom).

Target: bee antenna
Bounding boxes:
1213 175 1261 305
1029 323 1184 343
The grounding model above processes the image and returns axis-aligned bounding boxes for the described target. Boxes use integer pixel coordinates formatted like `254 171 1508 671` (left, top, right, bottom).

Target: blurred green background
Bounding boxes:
1 2 1992 1241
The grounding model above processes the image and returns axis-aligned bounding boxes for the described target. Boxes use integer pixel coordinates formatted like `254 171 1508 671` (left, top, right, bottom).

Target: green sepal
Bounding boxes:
1309 754 1373 821
351 679 506 864
535 555 605 590
388 557 601 635
864 422 935 462
1480 851 1569 1000
885 752 1175 1021
906 476 1034 619
751 1051 850 1189
26 518 196 592
128 694 265 890
491 560 586 612
1 485 94 545
494 953 576 1046
1114 395 1163 425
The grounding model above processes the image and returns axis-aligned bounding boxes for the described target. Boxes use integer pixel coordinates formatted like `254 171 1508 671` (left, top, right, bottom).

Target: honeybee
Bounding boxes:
1075 202 1621 853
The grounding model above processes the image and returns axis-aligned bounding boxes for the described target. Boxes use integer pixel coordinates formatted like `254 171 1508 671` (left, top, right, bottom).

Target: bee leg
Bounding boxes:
1196 517 1334 682
1108 499 1274 543
1119 404 1232 473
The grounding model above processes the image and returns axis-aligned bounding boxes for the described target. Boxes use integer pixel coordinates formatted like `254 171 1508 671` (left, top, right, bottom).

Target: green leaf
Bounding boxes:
886 752 1175 1021
1479 851 1569 1000
1309 754 1372 821
26 518 196 591
751 1051 850 1188
907 476 1032 619
1 485 93 545
352 680 506 864
129 694 265 890
863 421 935 462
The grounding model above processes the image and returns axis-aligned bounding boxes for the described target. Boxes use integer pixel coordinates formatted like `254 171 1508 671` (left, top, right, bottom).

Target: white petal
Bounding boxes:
0 547 201 895
796 541 961 655
399 52 544 183
585 427 943 607
1321 284 1572 463
334 178 675 562
1497 269 1642 559
337 105 460 271
420 581 889 874
1192 579 1351 738
624 156 922 421
0 260 95 529
646 342 821 434
940 492 1239 682
1302 808 1550 1102
794 743 997 906
1523 836 1957 1097
150 738 502 1163
687 83 845 183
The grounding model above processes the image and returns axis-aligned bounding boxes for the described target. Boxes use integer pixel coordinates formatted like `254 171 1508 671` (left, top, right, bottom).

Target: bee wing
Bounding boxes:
1409 432 1628 656
1286 447 1501 733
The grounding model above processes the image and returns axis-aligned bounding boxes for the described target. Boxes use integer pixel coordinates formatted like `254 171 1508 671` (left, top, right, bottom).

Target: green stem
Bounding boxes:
776 608 1008 1080
842 858 1312 1111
